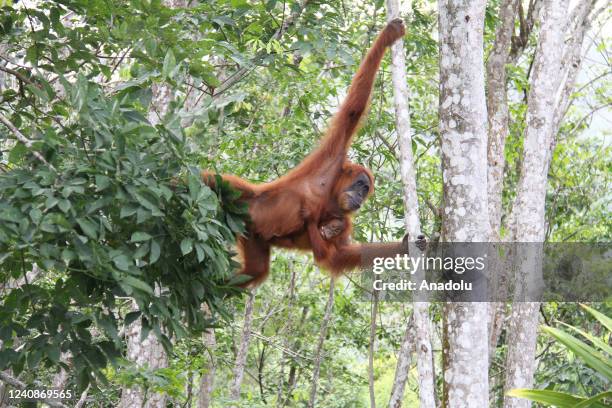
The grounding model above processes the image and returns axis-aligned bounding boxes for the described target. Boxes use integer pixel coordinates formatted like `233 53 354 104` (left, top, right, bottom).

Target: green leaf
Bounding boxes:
45 196 59 210
226 213 243 233
506 389 585 407
122 276 154 294
94 314 119 344
227 274 252 286
124 311 141 326
58 199 71 213
180 238 193 255
575 391 612 408
8 143 27 163
581 304 612 332
542 326 612 380
162 49 176 79
130 231 152 242
150 240 161 264
120 205 138 218
26 84 48 102
265 0 277 11
46 344 61 364
95 175 111 191
76 218 98 239
560 322 612 356
195 243 205 262
113 254 131 271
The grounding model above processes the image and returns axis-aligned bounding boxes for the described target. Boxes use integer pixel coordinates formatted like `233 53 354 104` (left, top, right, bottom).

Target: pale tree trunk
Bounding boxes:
486 0 518 237
385 1 436 407
502 2 606 407
388 315 415 408
438 1 490 406
486 0 519 358
553 0 607 132
509 0 570 245
230 289 257 402
120 97 171 408
51 351 72 391
198 303 217 408
119 300 169 408
307 279 335 408
277 262 298 404
368 293 378 408
119 2 190 405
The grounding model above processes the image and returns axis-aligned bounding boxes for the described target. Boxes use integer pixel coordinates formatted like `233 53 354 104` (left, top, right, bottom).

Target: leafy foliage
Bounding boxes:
508 304 612 407
0 0 609 405
0 0 251 389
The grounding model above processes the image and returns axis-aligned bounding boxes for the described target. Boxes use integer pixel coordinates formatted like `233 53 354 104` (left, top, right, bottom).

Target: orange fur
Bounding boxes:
202 20 406 286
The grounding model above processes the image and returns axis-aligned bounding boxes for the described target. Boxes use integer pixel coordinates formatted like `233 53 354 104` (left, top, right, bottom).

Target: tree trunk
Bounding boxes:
385 1 436 407
388 315 415 408
119 84 170 408
503 2 575 407
119 301 169 408
486 0 518 236
307 279 335 408
438 1 490 405
51 352 72 391
553 0 605 132
277 262 298 405
485 0 519 358
368 293 378 408
198 304 217 408
119 1 191 405
230 289 257 401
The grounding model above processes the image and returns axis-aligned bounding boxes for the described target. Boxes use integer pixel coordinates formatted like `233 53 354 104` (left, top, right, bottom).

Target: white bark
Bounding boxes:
510 0 568 244
388 315 415 408
385 1 436 407
553 0 606 132
438 1 490 406
121 77 172 408
119 302 169 408
486 0 519 357
307 279 335 408
197 330 216 408
503 2 568 407
486 0 518 236
120 1 190 405
230 290 257 401
198 304 217 408
51 352 72 390
368 294 378 408
277 263 298 403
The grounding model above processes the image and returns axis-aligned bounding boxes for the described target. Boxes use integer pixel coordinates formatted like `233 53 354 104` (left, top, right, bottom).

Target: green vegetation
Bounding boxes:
0 0 609 406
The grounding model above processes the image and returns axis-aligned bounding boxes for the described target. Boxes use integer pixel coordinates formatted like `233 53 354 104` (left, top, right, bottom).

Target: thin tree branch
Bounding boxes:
0 65 36 87
0 112 56 170
74 384 91 408
566 102 612 136
212 0 311 98
0 372 69 408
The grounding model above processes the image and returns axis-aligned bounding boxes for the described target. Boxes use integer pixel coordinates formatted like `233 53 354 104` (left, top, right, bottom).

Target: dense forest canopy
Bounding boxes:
0 0 610 407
